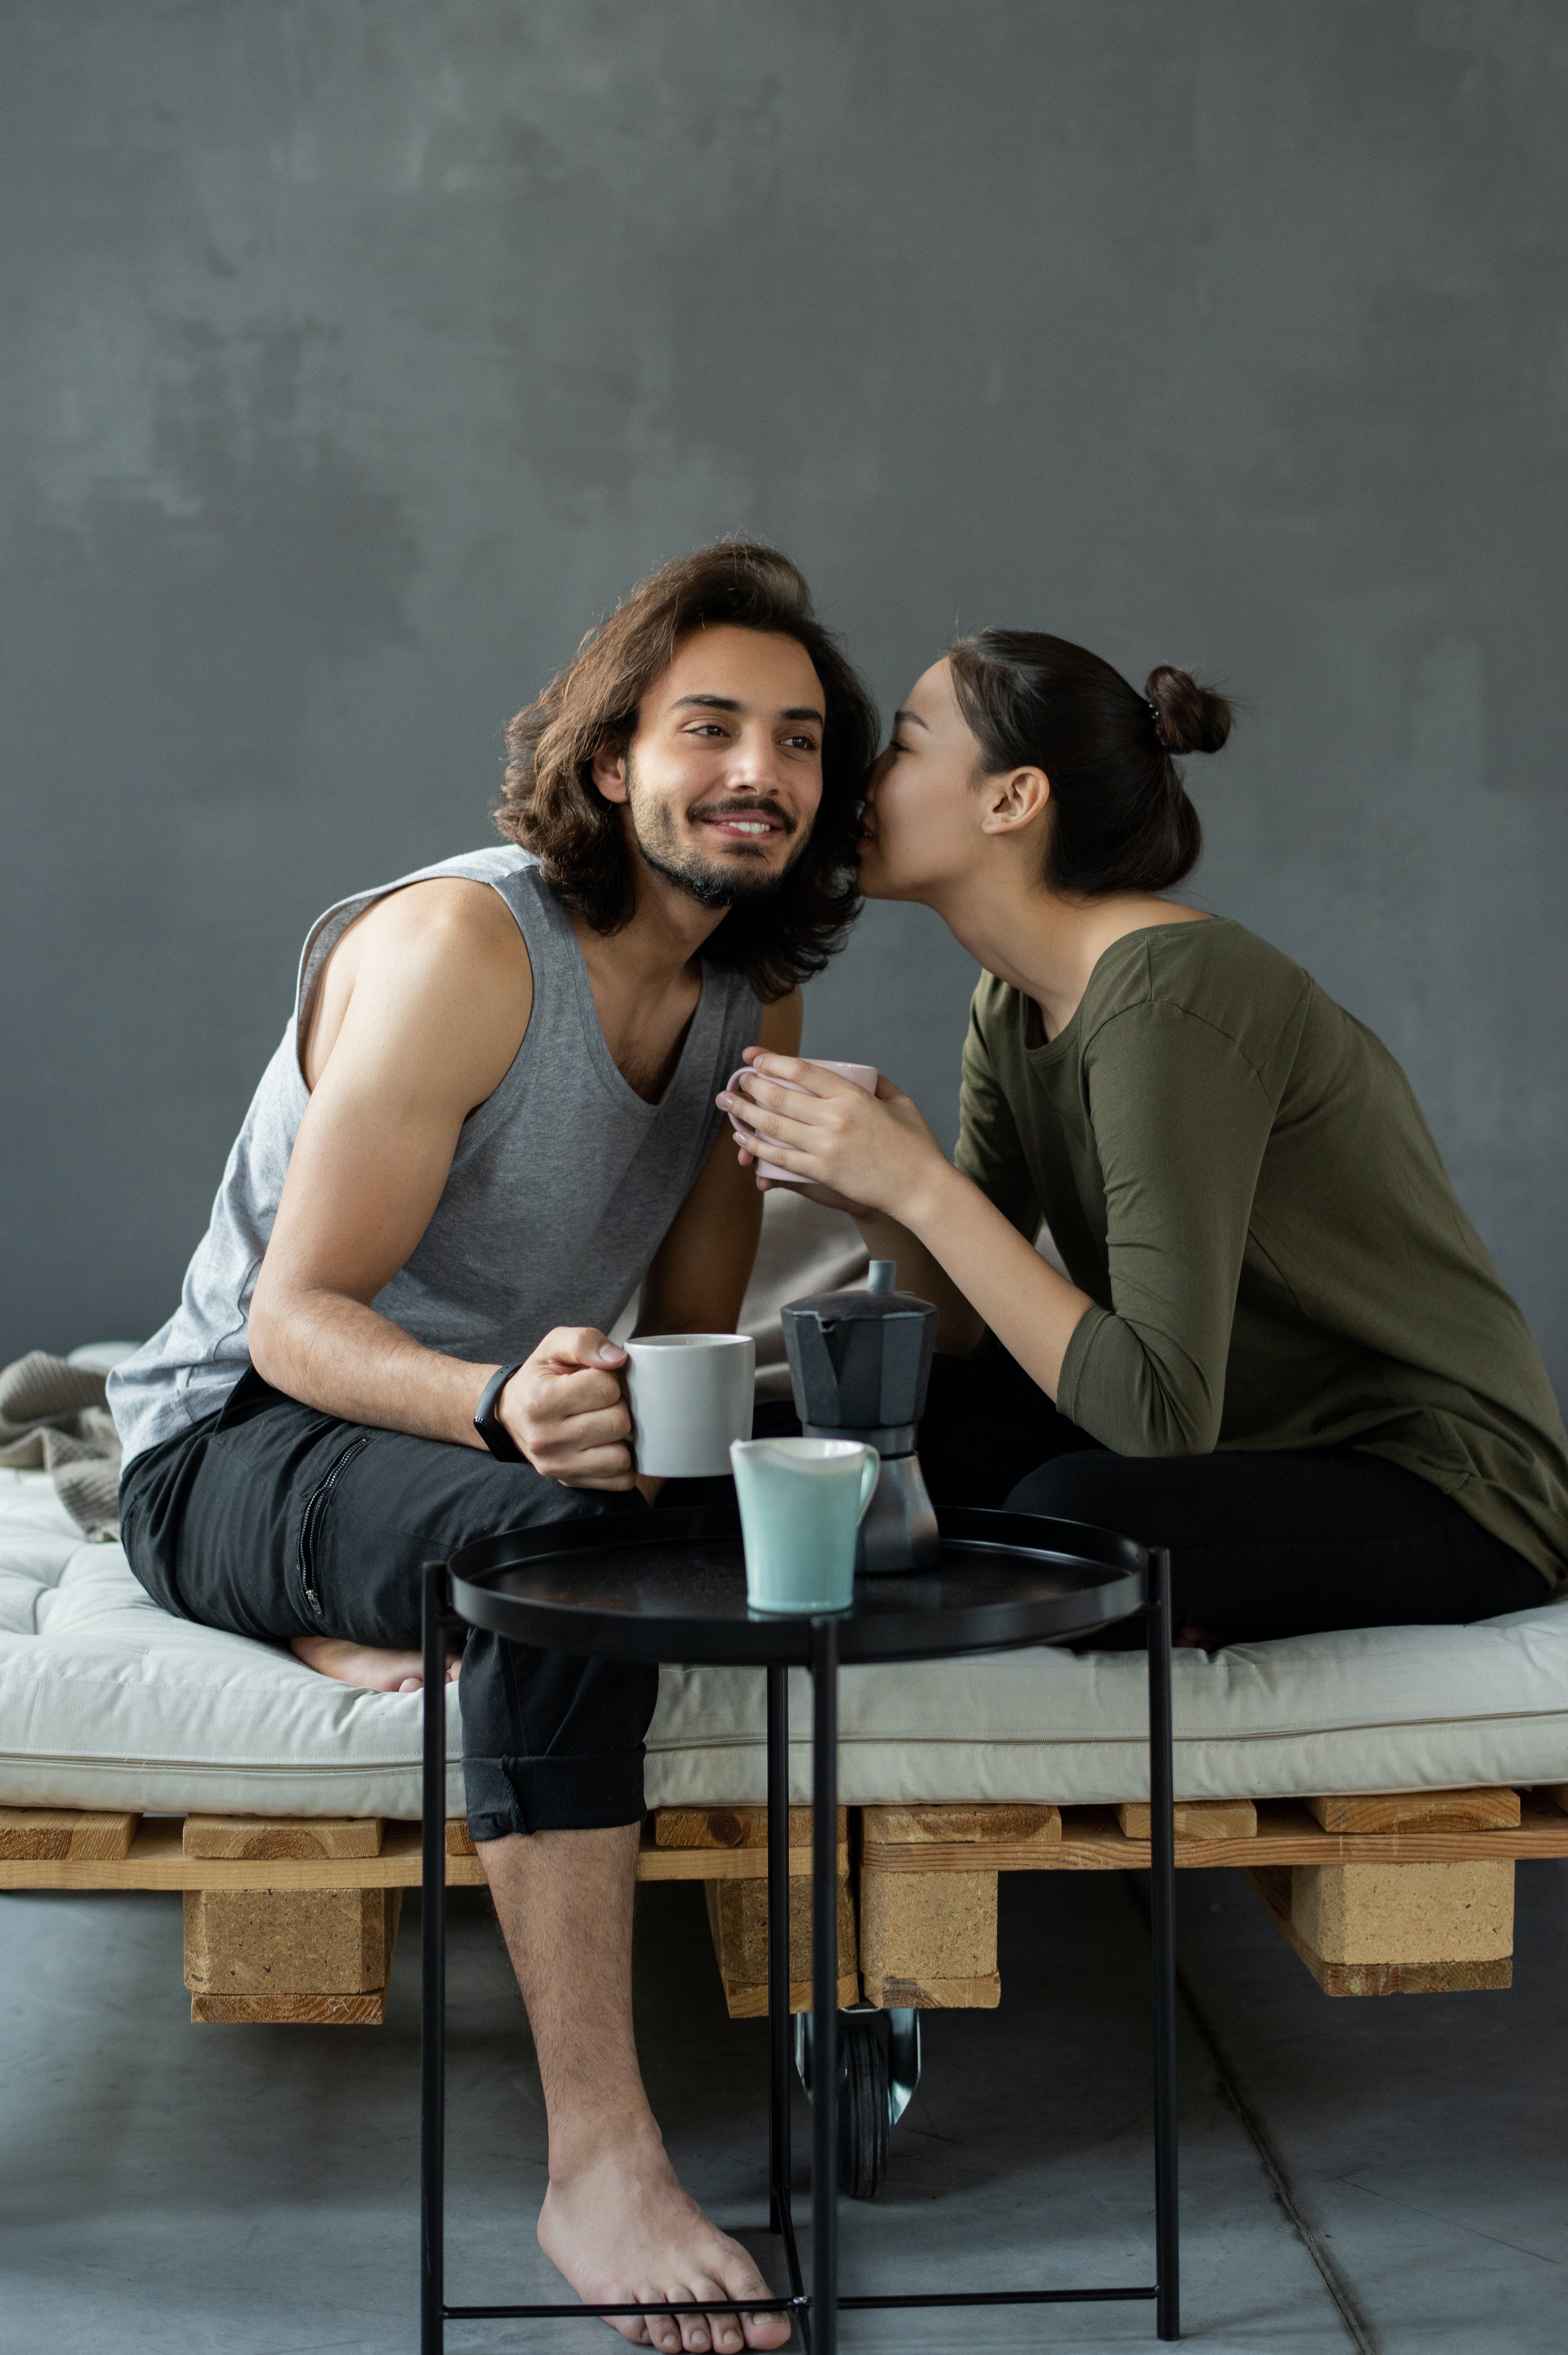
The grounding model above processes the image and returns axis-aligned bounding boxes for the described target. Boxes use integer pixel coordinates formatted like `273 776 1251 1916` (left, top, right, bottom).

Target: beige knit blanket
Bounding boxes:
0 1354 121 1540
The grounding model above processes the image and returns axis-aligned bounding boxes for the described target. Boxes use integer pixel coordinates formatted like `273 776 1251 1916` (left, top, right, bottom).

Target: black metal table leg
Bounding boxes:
810 1617 840 2355
1145 1547 1181 2341
765 1663 791 2239
421 1561 450 2355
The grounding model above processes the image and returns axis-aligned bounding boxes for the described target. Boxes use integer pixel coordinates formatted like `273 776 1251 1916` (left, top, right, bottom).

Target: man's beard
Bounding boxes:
625 764 807 910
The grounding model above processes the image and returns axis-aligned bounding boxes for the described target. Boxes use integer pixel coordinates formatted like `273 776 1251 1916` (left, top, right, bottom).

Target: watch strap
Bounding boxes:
473 1361 527 1462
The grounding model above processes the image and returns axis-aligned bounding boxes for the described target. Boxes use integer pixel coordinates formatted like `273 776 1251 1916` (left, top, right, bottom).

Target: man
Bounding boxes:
109 542 878 2354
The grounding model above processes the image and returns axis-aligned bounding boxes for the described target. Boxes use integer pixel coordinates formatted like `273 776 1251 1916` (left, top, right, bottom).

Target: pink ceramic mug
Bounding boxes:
726 1057 878 1184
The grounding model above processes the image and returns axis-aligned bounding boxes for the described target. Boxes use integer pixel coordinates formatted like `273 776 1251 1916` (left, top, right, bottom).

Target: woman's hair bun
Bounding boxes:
1145 665 1232 757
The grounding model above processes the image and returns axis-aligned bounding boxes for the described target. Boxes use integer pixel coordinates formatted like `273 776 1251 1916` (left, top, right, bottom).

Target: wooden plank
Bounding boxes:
187 1891 402 2025
1117 1799 1256 1841
184 1886 399 1998
5 1796 1568 1892
0 1816 839 1892
861 1972 1002 2010
703 1875 858 2017
0 1820 485 1893
183 1815 383 1859
638 1829 846 1882
709 1974 863 2020
859 1797 1568 1873
191 1991 388 2025
862 1804 1060 1848
446 1818 477 1856
1305 1787 1520 1834
0 1808 140 1861
1246 1867 1512 1997
654 1805 847 1849
860 1868 1000 2010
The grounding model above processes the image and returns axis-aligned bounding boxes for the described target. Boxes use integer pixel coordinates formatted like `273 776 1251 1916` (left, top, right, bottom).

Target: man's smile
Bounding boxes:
691 798 794 846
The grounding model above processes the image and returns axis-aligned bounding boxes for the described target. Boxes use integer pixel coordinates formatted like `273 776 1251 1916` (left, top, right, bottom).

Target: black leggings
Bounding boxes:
916 1350 1546 1643
118 1369 661 1841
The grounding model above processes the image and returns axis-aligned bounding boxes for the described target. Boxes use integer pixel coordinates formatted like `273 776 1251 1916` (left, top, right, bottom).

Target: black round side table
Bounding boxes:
419 1504 1180 2351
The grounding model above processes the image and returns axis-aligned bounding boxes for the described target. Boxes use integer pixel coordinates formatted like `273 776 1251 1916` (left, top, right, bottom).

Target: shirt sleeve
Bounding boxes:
1057 1000 1276 1456
954 998 1042 1242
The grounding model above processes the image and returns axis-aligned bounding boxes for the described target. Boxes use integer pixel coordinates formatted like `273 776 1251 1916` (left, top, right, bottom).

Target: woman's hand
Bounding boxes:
717 1049 947 1221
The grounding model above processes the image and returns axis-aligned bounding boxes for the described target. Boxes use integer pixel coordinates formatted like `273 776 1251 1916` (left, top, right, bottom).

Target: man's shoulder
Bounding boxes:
305 858 535 1098
345 866 534 987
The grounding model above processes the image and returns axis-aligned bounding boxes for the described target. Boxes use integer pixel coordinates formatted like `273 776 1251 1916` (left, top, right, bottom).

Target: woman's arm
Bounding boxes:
722 1004 1273 1449
721 1062 1094 1398
852 1210 984 1355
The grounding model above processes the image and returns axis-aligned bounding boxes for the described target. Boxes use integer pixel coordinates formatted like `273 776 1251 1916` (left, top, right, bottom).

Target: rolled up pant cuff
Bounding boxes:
463 1748 647 1841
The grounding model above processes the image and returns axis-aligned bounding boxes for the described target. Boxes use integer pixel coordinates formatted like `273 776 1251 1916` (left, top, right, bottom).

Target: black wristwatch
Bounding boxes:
473 1362 527 1462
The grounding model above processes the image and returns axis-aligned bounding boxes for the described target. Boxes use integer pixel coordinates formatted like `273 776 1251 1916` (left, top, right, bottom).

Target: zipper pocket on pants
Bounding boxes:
297 1430 374 1620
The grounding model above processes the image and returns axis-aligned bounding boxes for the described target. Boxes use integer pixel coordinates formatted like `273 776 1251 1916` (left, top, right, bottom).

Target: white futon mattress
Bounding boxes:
5 1467 1568 1820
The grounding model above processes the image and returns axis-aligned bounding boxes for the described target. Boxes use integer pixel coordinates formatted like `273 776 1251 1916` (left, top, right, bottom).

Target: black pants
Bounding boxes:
118 1369 671 1841
917 1349 1546 1643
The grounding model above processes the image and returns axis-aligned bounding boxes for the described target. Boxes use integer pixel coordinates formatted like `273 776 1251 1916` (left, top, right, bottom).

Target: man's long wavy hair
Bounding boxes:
495 542 879 1002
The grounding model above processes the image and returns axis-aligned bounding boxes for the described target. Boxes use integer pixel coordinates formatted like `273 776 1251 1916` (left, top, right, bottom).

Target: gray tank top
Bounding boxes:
109 847 762 1467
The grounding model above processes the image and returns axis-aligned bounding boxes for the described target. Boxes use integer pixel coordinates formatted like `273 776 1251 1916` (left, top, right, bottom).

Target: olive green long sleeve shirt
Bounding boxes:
955 918 1568 1585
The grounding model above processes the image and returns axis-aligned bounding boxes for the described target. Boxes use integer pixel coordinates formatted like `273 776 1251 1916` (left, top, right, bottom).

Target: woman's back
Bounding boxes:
957 916 1568 1582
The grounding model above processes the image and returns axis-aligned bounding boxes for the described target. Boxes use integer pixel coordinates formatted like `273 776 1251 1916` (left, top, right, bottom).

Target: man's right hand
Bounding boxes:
496 1328 635 1490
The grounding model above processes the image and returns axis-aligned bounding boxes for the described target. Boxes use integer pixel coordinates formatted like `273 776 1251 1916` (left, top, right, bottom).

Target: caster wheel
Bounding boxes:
837 2013 890 2200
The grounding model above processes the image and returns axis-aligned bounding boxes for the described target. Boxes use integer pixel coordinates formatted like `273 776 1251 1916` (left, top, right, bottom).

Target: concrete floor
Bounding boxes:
4 1858 1565 2354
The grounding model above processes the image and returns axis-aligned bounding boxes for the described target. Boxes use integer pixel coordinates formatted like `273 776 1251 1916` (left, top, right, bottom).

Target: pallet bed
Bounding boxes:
7 1784 1564 2023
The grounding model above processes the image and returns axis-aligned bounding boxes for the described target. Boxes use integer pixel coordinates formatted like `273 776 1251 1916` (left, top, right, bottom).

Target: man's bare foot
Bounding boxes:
290 1635 461 1695
538 2126 790 2354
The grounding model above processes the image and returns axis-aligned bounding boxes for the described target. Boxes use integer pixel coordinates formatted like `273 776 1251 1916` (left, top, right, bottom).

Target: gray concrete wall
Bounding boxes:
3 1 1564 1396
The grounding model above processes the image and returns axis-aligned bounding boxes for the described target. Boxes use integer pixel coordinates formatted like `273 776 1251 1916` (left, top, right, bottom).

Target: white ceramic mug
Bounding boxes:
624 1333 756 1478
726 1058 878 1184
731 1436 880 1614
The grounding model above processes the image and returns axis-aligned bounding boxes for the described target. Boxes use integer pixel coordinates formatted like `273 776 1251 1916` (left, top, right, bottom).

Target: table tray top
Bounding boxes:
445 1505 1148 1666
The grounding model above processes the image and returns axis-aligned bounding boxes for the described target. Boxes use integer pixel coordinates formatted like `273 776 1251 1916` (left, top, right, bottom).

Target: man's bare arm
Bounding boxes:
248 882 535 1445
636 990 803 1338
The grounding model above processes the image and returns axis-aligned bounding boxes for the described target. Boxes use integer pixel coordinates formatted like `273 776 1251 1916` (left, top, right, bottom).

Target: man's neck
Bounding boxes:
568 855 728 998
567 855 731 1104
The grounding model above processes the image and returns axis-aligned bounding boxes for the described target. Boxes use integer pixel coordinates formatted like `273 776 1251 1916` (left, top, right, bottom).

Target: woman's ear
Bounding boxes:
590 737 630 804
978 767 1050 836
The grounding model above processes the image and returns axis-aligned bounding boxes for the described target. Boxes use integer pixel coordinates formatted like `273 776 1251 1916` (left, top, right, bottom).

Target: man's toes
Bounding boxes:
677 2277 736 2352
698 2290 745 2355
705 2264 786 2352
637 2299 681 2355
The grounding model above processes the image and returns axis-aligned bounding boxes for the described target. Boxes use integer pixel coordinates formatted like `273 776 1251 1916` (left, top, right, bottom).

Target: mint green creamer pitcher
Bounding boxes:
729 1437 880 1614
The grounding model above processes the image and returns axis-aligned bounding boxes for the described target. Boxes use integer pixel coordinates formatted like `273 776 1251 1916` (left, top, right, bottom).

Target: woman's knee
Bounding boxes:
1005 1449 1123 1525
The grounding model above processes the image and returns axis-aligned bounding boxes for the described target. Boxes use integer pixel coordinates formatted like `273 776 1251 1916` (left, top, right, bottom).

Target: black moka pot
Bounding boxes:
780 1259 940 1573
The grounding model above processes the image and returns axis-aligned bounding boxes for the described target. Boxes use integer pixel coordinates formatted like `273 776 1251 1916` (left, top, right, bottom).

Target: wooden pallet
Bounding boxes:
0 1803 856 2023
5 1786 1562 2018
858 1788 1559 2002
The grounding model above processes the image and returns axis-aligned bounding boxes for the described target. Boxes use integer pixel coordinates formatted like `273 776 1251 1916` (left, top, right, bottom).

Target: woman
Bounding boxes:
719 632 1568 1643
